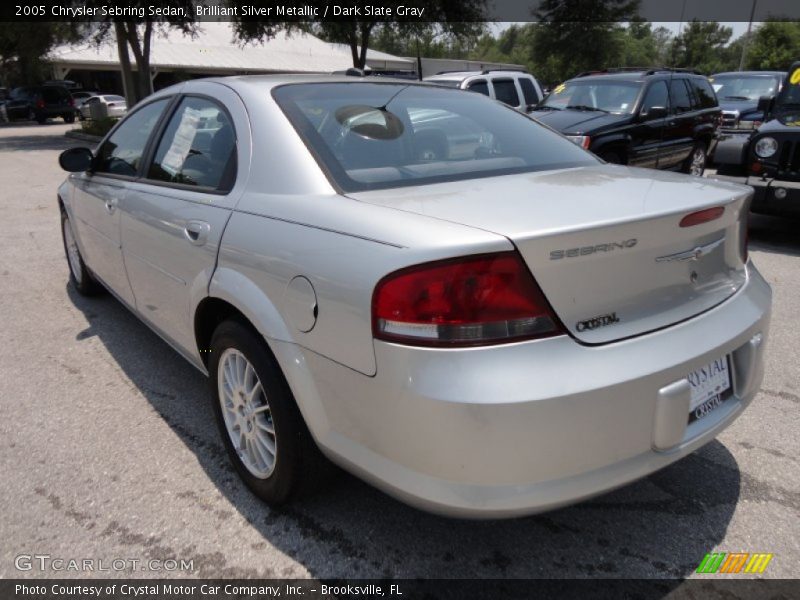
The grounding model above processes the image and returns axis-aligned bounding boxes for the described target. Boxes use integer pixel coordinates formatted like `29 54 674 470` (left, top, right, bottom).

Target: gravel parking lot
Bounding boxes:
0 122 798 581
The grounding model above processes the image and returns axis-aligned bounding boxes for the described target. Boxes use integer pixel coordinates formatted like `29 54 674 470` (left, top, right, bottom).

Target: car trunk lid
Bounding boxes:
348 165 751 344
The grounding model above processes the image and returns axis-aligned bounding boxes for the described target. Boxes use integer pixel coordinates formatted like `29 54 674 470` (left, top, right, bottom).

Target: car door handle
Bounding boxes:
104 197 119 214
184 220 210 246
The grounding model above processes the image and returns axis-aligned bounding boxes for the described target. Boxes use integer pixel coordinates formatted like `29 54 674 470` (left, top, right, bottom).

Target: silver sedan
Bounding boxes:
56 76 771 518
79 94 127 119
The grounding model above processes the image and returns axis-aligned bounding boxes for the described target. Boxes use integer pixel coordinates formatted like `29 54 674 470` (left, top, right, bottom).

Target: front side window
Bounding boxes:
274 83 597 192
148 96 236 190
541 80 642 114
94 98 170 177
641 81 670 115
492 79 521 106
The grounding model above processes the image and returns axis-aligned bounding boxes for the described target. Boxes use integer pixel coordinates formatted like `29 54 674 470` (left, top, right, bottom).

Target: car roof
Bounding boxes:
425 70 528 81
710 71 786 77
568 70 711 84
152 74 444 99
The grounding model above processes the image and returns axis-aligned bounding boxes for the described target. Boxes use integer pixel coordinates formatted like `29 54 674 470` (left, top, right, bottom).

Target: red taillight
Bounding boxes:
372 252 564 346
35 99 45 109
679 206 725 228
68 98 74 107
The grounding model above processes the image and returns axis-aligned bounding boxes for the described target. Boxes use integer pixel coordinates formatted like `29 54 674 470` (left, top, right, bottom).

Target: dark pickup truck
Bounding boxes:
713 62 800 217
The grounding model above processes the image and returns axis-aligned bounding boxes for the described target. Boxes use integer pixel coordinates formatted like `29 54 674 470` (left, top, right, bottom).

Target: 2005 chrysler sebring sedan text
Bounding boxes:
57 76 771 518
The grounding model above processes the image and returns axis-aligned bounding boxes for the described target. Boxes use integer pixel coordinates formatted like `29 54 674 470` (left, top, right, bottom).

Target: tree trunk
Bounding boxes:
114 22 138 107
357 23 374 70
124 21 154 103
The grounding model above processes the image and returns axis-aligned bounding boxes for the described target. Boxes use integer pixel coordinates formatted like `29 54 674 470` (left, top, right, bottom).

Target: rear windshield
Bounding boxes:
106 95 126 102
273 83 597 192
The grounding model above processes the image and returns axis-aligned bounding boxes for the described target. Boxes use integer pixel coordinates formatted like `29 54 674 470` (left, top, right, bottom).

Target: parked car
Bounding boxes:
70 90 99 118
713 61 800 217
424 70 544 112
531 68 721 176
4 85 75 123
57 76 770 518
709 71 785 135
79 94 127 120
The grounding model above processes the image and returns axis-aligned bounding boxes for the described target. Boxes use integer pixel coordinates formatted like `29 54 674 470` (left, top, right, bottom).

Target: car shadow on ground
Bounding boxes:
66 282 742 587
748 213 800 257
0 131 80 152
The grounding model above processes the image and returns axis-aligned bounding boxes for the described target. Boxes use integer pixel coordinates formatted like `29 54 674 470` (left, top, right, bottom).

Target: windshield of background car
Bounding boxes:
273 83 598 192
541 80 642 113
711 75 781 101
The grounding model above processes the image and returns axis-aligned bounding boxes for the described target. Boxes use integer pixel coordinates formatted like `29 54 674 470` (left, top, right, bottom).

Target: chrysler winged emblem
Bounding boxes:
655 237 724 263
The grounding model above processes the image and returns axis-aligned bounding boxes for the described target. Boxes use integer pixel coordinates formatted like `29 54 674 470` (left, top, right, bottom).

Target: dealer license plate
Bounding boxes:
687 356 732 423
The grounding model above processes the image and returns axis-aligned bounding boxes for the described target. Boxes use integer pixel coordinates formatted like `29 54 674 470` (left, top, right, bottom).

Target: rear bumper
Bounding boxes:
276 265 771 518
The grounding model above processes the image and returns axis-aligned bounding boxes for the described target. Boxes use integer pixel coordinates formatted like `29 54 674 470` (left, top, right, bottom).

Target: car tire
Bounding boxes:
60 211 103 296
63 113 75 124
683 142 707 176
208 320 332 504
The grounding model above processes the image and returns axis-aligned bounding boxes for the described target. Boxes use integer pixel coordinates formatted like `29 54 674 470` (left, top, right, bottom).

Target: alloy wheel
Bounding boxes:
217 348 277 478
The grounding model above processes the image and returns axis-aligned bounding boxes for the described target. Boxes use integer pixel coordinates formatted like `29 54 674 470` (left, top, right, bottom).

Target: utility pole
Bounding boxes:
738 0 758 71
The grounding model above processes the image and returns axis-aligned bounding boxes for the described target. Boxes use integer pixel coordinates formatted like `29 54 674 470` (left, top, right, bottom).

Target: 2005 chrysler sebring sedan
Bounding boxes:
57 76 771 518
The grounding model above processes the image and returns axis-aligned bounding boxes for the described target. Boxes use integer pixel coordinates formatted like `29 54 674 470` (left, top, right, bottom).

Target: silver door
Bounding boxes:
69 97 173 305
70 175 133 304
119 83 248 358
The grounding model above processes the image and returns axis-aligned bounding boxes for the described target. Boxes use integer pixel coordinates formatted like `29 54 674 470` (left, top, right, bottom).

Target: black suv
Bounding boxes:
714 62 800 217
531 68 721 176
4 85 75 124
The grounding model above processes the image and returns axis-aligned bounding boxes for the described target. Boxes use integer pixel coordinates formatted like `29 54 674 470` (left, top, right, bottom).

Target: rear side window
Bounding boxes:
691 78 718 109
519 78 540 105
148 96 236 191
94 98 170 177
466 80 489 96
669 79 693 113
492 79 521 107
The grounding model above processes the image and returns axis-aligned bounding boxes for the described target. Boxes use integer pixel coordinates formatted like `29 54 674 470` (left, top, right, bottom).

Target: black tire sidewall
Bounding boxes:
60 211 101 295
208 321 302 504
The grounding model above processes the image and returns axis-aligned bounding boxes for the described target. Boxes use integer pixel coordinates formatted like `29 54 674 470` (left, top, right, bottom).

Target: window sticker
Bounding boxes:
790 68 800 85
161 107 201 173
553 83 566 94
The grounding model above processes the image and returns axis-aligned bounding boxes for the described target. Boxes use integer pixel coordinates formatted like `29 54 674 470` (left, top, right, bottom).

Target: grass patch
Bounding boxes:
79 117 118 137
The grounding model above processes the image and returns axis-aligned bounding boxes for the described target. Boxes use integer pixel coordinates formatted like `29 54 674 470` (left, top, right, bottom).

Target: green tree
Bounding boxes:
234 1 487 70
531 0 640 83
744 21 800 71
670 21 733 74
87 0 196 105
0 22 84 86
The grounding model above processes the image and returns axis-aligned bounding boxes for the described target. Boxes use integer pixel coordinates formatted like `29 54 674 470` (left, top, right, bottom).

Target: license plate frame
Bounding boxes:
687 355 733 424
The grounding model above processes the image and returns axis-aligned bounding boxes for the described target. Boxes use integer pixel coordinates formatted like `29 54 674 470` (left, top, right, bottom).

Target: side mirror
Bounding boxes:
59 147 93 172
756 95 774 116
641 106 668 120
